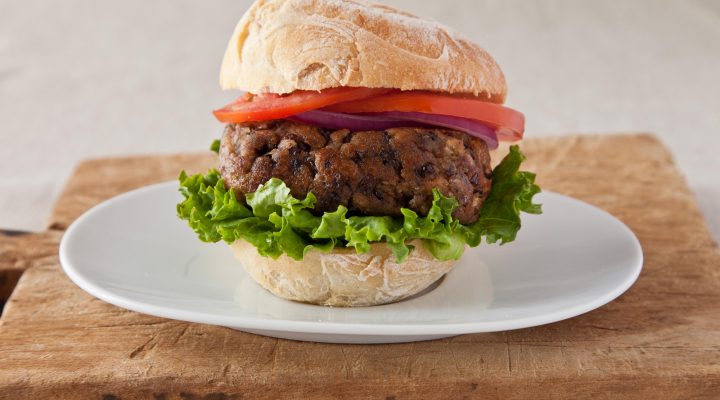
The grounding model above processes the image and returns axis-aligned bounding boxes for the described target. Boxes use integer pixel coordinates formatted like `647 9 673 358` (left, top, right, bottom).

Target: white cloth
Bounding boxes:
1 0 718 241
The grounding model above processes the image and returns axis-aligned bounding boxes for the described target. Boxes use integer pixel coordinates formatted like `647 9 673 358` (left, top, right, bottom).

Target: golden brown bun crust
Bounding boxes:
221 0 507 101
229 239 456 307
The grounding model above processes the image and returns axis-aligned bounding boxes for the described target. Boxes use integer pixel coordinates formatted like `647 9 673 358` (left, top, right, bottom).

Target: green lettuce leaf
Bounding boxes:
177 145 541 262
458 145 542 246
209 139 221 154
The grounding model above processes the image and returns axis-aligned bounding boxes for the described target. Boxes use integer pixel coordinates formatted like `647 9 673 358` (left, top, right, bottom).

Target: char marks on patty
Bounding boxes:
219 120 492 224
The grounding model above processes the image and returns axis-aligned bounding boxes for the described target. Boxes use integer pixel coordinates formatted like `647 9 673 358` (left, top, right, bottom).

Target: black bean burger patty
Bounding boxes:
219 120 493 225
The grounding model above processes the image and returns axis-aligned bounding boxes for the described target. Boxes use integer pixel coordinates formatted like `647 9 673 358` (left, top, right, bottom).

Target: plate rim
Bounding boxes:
59 181 643 336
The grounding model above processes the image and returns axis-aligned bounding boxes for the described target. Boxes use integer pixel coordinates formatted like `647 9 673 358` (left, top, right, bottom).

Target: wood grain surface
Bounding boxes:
0 231 62 303
1 134 719 399
49 152 216 231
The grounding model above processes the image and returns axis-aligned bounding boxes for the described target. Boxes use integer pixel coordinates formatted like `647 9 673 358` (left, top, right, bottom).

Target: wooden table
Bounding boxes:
1 134 719 399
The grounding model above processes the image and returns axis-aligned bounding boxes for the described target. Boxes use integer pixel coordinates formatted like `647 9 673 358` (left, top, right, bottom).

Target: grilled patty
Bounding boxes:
219 120 493 224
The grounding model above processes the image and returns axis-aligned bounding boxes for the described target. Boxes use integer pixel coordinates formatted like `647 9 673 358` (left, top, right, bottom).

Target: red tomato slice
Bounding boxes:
324 92 525 141
213 87 393 123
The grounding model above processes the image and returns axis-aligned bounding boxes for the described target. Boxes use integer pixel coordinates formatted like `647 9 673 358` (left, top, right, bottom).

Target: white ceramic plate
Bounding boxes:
59 182 642 344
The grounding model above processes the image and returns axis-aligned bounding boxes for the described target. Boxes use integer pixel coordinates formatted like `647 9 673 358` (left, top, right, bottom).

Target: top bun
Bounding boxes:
220 0 507 102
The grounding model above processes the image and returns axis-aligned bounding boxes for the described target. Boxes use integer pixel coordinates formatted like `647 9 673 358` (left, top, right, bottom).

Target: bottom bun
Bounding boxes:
229 239 456 307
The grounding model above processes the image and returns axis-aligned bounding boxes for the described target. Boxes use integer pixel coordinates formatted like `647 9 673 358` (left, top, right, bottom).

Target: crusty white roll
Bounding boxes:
220 0 507 101
230 239 456 307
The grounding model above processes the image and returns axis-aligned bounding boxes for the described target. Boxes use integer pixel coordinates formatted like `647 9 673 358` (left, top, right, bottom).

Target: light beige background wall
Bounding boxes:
1 0 718 240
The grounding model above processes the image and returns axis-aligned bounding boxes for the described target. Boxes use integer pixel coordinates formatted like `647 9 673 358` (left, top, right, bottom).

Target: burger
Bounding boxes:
177 0 541 306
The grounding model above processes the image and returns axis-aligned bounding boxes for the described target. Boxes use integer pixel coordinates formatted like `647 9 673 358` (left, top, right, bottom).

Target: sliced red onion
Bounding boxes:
289 110 417 131
289 110 498 149
372 111 499 149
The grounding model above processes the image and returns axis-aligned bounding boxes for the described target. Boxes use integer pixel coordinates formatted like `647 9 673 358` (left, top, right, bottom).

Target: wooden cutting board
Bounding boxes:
1 134 719 399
